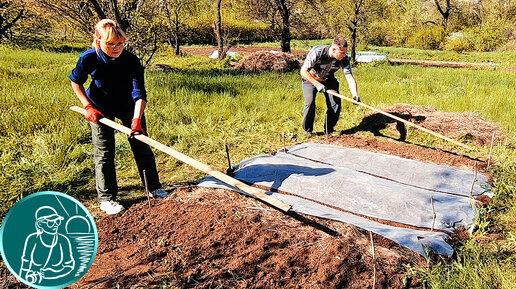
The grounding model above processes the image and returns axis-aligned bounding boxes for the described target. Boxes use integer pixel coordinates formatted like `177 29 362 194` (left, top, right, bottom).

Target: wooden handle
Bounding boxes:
326 90 473 150
70 106 291 212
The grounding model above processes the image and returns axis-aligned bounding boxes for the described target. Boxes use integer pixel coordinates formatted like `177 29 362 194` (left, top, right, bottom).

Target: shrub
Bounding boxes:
405 26 447 50
442 32 474 52
469 24 507 52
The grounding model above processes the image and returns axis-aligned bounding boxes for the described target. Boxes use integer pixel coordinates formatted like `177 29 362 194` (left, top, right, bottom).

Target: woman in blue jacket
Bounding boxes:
70 19 168 215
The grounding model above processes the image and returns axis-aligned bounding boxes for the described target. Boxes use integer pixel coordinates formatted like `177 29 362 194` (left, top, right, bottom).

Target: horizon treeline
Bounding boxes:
1 0 515 58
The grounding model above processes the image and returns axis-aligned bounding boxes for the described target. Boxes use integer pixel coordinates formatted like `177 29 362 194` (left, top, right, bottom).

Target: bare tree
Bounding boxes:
323 0 384 62
433 0 452 29
346 0 363 62
162 0 198 55
251 0 294 53
35 0 162 65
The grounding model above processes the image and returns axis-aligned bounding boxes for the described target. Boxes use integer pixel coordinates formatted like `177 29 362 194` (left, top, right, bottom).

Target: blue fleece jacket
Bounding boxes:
70 48 146 119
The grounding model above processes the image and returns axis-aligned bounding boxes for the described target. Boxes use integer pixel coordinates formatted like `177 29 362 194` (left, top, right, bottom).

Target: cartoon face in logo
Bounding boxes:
35 206 65 235
0 191 98 289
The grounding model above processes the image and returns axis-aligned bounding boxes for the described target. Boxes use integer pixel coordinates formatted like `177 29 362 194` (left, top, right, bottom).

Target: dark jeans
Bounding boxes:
90 114 161 202
302 77 341 134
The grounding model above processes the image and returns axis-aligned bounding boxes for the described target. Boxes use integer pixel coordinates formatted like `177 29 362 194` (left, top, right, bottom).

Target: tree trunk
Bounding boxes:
279 0 291 53
175 10 181 55
88 0 107 20
175 35 180 55
350 27 357 63
434 0 451 29
215 0 226 60
348 0 363 63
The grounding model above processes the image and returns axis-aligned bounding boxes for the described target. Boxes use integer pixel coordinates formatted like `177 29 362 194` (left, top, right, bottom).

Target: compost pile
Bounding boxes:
344 104 505 147
235 51 300 72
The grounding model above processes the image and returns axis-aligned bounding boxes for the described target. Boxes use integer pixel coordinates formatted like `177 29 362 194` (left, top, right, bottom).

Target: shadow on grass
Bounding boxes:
342 112 426 141
340 112 483 162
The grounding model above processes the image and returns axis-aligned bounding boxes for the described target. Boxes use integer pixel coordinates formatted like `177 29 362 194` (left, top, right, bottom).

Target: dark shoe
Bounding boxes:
149 188 169 199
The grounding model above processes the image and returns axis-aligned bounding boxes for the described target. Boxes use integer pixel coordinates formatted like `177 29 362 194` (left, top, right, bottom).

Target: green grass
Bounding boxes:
0 46 515 288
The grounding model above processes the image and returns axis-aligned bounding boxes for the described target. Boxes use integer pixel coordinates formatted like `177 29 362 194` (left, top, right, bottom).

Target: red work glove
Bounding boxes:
130 118 146 137
84 104 103 123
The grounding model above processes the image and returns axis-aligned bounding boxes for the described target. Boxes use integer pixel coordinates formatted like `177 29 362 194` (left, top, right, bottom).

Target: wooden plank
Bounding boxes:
389 58 497 70
326 90 473 150
70 106 291 213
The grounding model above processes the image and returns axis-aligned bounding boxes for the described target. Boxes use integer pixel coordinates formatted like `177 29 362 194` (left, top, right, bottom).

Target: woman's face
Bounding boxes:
99 37 125 58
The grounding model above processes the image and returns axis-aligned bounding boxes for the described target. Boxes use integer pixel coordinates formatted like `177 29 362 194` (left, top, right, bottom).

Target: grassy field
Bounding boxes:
0 45 515 288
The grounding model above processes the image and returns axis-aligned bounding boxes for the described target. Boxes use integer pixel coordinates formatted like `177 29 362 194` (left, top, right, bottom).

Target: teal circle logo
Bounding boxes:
0 191 98 288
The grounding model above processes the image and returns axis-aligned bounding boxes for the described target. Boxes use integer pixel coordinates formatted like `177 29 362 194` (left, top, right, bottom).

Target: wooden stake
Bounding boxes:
71 106 291 213
143 169 151 209
469 161 478 197
487 132 495 168
370 231 376 289
430 196 436 232
282 132 286 152
325 116 329 139
326 90 473 150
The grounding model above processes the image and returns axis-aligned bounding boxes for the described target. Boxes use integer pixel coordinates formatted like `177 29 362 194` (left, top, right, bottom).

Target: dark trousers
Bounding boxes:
90 114 161 202
302 77 341 134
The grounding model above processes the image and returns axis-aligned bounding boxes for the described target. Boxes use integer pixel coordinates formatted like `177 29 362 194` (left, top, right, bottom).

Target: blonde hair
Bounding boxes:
92 19 127 49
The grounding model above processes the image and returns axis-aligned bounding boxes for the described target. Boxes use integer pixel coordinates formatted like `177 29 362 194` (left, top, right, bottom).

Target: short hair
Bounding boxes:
92 19 127 49
332 34 348 49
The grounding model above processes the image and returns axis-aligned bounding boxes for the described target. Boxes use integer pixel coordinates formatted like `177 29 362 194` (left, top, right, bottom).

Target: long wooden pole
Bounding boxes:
326 90 473 150
70 106 291 213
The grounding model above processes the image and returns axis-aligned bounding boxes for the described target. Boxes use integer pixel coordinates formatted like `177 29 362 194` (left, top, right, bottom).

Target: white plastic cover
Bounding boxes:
197 143 489 257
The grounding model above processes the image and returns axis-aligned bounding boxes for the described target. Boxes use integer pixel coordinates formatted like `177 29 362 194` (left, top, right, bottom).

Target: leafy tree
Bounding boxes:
162 0 201 55
35 0 97 35
323 0 385 62
0 0 26 41
247 0 297 53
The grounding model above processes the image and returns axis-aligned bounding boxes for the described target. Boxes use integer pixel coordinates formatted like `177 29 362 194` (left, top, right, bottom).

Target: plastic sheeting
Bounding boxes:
287 143 490 197
356 51 388 63
197 143 490 256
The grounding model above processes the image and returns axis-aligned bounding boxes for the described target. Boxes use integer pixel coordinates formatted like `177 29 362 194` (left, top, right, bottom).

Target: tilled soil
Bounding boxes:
71 187 424 289
0 104 500 288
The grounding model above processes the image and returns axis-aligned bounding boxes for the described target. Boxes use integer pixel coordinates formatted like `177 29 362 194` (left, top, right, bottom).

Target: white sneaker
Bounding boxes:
148 188 169 199
100 201 124 215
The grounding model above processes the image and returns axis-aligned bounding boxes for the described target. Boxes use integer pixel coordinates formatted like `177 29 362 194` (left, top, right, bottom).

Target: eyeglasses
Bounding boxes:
41 219 61 227
103 40 125 49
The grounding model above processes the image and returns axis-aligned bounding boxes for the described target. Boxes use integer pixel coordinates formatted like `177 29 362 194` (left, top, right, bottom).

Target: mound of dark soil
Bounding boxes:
235 51 301 72
71 186 423 288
